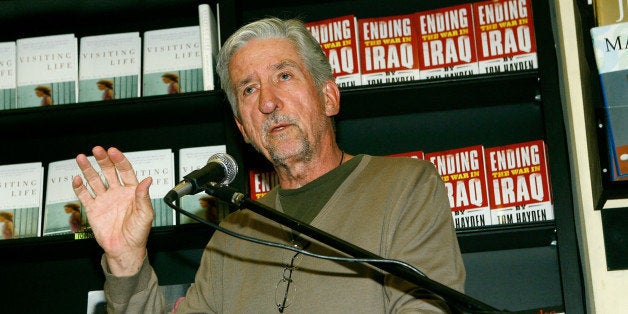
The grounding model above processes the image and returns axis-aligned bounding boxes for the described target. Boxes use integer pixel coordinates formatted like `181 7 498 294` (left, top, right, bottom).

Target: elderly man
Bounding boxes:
73 17 465 313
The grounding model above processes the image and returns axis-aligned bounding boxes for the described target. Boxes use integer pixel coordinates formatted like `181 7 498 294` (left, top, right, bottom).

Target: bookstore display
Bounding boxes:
0 0 585 313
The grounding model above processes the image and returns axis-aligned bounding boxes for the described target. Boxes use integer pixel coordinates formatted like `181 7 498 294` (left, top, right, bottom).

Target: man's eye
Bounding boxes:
243 86 255 95
279 72 292 81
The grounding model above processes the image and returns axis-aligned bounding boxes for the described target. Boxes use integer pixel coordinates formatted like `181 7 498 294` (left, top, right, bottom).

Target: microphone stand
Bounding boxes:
204 184 507 314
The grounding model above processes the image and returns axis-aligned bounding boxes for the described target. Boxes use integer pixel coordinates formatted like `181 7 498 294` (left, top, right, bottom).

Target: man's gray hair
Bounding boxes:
216 17 333 117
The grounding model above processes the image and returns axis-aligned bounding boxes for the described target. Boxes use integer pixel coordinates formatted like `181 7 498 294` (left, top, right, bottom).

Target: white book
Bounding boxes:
198 4 219 91
0 41 16 110
125 148 176 227
79 32 141 102
590 22 628 181
43 158 93 236
142 26 203 96
0 162 44 240
16 34 78 108
177 145 227 224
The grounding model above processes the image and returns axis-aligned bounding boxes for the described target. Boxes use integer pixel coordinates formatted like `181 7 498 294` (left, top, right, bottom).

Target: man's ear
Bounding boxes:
323 80 340 117
234 115 251 144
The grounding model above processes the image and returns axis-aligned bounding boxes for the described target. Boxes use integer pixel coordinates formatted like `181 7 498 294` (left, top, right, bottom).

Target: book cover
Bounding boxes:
425 145 491 229
142 26 203 96
43 158 91 236
0 41 16 110
594 0 628 26
125 148 176 227
198 3 219 91
472 0 538 74
16 33 78 108
0 162 44 240
590 22 628 181
79 32 141 102
249 168 279 201
388 150 425 159
177 145 229 224
358 13 421 85
306 15 362 88
485 140 554 225
416 3 479 80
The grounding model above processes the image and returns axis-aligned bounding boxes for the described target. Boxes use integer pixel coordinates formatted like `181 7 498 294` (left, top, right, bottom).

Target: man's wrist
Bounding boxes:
105 249 147 277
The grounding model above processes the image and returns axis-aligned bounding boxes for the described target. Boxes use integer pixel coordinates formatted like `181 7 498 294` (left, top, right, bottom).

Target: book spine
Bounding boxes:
199 4 217 91
594 0 628 26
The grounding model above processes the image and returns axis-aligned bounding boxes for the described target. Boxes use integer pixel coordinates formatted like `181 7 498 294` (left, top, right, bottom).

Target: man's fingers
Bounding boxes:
76 152 107 195
71 175 94 209
107 147 140 187
92 146 122 189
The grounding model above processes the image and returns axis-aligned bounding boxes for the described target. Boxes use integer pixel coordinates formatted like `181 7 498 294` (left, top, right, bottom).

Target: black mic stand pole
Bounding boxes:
204 184 506 314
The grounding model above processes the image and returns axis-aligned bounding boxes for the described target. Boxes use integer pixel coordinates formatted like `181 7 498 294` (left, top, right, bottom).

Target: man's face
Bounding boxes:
229 38 336 166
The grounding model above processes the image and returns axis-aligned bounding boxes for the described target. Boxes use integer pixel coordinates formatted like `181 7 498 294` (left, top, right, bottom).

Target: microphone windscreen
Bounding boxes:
208 153 238 185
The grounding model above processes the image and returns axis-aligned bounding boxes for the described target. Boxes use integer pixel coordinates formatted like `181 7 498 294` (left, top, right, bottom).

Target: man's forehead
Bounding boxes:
230 40 303 80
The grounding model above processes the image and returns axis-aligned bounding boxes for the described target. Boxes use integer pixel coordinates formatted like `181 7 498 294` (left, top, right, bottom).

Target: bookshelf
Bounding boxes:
0 0 585 312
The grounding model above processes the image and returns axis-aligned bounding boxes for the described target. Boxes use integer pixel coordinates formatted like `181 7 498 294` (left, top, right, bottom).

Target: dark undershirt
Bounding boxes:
278 155 364 224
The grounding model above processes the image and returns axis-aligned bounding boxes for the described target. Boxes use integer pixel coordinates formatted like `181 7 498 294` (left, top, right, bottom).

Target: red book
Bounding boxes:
358 13 420 86
425 145 491 229
485 140 554 225
388 150 424 160
248 169 279 201
416 3 479 80
306 15 361 88
472 0 538 74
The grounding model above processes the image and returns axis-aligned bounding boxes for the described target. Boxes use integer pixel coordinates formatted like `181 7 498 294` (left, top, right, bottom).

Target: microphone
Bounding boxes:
165 153 238 202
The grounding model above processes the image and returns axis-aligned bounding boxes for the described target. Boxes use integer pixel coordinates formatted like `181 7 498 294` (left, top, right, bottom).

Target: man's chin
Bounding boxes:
267 147 310 165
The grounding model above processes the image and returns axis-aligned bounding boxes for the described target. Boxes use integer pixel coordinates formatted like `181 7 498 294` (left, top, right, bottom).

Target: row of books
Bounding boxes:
0 145 229 240
250 139 554 230
306 0 538 88
0 4 218 110
0 138 552 241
